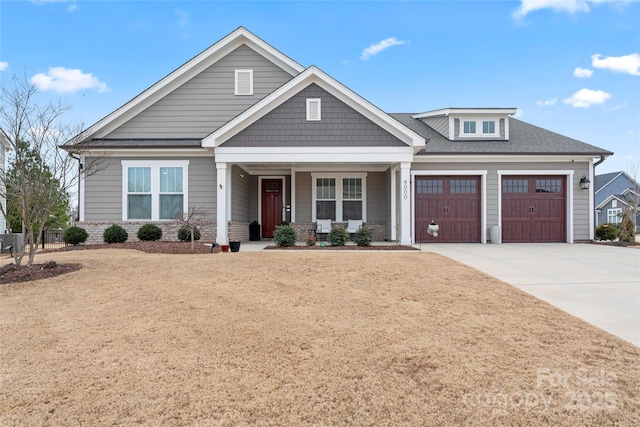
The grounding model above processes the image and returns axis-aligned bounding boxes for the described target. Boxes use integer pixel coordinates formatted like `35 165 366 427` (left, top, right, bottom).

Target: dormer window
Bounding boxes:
460 119 499 137
235 69 253 95
482 121 495 134
463 121 476 134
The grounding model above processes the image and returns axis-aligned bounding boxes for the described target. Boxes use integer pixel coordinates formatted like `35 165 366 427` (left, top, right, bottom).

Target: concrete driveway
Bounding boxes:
420 243 640 346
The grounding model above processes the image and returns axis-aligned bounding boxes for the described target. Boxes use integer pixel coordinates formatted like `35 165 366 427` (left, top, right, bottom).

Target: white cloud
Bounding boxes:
513 0 589 19
607 102 627 111
591 53 640 76
30 0 78 12
0 61 8 72
536 98 557 106
31 67 109 94
573 67 593 78
360 37 406 61
512 0 627 19
176 9 190 28
563 88 611 108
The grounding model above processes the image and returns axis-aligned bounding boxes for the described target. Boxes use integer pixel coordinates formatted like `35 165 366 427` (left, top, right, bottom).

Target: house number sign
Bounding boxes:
403 179 409 200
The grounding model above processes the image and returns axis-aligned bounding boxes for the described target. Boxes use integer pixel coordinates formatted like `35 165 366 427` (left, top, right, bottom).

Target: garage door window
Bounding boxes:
503 179 528 193
535 179 562 193
417 179 443 194
450 179 477 194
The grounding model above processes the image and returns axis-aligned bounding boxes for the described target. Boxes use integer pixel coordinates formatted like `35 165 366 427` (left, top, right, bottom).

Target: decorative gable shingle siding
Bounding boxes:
223 84 406 147
106 45 294 139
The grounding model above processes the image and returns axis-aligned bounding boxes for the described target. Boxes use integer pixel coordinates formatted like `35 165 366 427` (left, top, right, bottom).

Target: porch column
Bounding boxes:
400 162 412 245
216 162 228 245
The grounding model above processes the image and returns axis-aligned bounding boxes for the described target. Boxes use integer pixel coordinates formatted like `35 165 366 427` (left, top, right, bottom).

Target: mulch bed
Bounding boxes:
0 242 215 285
43 241 214 255
0 261 82 285
265 244 418 250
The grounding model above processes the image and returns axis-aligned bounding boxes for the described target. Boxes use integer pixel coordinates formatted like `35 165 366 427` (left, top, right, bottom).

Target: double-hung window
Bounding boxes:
312 173 366 222
460 118 499 137
607 208 622 224
122 161 188 221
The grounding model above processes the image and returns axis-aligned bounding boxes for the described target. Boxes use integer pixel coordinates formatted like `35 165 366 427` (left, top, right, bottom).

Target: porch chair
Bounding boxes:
316 219 332 241
346 219 363 235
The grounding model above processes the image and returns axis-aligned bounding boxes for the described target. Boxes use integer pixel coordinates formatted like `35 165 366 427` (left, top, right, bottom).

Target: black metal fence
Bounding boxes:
41 228 67 250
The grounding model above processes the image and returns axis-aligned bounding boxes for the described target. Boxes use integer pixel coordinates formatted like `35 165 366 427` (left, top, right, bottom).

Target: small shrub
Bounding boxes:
595 223 618 241
137 224 163 241
273 225 297 247
63 226 88 246
178 226 201 242
103 224 128 244
352 226 373 247
619 211 636 244
306 234 317 246
328 227 349 246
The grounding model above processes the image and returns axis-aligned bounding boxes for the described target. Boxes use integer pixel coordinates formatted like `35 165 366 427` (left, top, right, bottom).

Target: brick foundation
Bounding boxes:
78 221 217 244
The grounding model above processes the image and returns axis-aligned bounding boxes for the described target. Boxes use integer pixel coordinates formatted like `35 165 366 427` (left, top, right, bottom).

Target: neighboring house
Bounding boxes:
66 27 612 245
0 128 11 233
595 171 640 230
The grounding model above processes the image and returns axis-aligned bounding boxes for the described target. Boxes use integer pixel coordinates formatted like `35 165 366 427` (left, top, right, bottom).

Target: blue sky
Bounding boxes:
1 0 639 174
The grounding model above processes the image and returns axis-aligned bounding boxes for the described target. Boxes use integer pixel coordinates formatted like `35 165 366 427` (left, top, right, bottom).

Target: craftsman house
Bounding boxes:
67 27 612 245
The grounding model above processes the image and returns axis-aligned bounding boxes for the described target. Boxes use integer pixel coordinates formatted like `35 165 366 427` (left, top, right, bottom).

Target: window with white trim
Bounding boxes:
307 98 321 121
122 161 189 221
459 118 499 137
607 208 622 224
235 69 253 95
312 173 366 221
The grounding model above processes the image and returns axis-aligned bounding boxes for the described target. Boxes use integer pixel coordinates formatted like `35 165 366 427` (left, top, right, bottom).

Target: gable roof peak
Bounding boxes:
69 26 305 145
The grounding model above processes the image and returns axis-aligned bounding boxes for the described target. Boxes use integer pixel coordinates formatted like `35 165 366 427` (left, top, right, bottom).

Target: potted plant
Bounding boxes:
249 220 261 241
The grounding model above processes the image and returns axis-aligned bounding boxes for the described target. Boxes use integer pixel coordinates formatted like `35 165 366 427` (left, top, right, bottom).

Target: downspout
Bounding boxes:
592 155 606 239
70 153 81 224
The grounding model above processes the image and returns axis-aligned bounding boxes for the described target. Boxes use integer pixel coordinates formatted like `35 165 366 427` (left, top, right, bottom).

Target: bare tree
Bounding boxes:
0 75 104 266
174 207 209 250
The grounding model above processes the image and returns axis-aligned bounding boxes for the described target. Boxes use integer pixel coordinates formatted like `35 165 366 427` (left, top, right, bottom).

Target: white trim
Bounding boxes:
588 158 594 240
497 170 574 243
412 108 518 119
216 163 228 245
412 154 599 163
215 146 414 164
73 27 304 143
290 169 296 223
258 176 286 228
306 98 321 121
596 194 631 210
400 163 411 245
121 160 189 221
311 173 367 222
410 170 488 244
203 66 426 149
390 166 397 242
458 117 501 138
79 155 86 222
235 69 253 95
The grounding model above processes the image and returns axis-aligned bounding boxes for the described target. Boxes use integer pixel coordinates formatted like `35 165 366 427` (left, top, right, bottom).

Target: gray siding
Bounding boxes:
422 116 448 138
596 174 635 206
231 165 250 222
411 161 591 241
249 175 259 222
106 45 294 139
367 172 387 223
295 172 312 222
224 84 406 147
499 118 505 139
84 156 216 221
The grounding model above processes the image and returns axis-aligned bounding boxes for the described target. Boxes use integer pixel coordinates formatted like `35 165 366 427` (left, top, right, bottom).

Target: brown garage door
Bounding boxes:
502 176 566 243
415 176 480 243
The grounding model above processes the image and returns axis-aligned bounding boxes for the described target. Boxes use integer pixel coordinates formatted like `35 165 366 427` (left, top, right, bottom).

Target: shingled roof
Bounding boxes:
390 114 613 156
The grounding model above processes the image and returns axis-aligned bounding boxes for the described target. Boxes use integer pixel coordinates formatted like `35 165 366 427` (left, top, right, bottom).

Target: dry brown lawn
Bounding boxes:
1 249 638 426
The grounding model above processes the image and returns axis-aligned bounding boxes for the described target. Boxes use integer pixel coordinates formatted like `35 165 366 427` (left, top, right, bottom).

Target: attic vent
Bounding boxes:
306 98 321 121
235 69 253 95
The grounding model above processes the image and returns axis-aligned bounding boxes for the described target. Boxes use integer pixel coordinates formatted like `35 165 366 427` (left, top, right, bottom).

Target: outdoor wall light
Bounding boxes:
579 176 591 190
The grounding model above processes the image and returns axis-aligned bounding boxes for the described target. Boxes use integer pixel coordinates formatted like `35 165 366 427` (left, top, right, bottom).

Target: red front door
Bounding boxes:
261 179 283 238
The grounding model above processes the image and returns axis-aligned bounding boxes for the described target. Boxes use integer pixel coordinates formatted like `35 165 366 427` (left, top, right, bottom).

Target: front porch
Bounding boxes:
216 160 414 245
